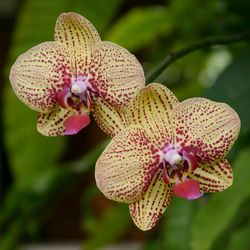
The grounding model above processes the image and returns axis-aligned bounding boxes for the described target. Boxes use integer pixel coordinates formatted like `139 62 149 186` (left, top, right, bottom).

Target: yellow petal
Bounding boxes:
189 159 233 193
10 42 70 113
55 12 101 66
92 97 128 137
37 107 73 136
129 170 173 231
173 98 240 165
95 126 159 203
127 83 179 148
90 41 145 108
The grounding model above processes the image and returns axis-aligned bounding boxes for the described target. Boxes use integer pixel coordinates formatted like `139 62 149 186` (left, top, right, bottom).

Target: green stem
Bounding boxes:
146 30 250 83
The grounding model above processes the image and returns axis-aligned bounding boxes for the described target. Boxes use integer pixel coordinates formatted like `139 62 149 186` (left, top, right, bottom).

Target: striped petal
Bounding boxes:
189 159 233 193
10 42 71 113
37 107 90 136
129 170 173 231
90 41 145 108
92 97 128 137
95 126 159 203
55 12 101 66
173 98 240 165
127 83 179 148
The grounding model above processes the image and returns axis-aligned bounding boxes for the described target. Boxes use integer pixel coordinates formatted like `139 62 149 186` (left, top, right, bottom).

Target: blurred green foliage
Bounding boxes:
106 6 173 51
1 0 250 249
205 49 250 137
162 199 195 250
191 147 250 250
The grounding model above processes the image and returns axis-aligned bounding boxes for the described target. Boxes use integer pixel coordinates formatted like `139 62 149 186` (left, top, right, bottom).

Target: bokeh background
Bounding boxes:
0 0 250 249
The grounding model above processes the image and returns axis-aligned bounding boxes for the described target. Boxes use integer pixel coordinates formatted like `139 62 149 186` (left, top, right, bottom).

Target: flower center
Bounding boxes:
159 148 197 184
58 75 94 113
71 75 89 95
164 149 183 165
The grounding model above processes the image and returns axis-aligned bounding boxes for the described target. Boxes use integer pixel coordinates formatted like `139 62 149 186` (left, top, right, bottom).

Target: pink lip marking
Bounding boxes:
173 178 203 200
64 112 91 135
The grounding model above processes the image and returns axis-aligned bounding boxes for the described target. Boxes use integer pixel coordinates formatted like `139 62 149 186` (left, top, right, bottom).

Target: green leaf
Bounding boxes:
163 199 196 250
205 49 250 137
143 240 162 250
0 138 106 240
4 0 70 187
105 6 173 51
227 222 250 250
69 0 124 32
83 202 131 250
191 146 250 250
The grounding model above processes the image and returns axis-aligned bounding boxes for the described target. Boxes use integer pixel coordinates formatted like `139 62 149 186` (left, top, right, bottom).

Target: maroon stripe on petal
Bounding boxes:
173 98 240 166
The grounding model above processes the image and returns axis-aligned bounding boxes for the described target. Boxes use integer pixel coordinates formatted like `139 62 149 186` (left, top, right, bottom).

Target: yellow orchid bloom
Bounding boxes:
9 12 144 136
95 83 240 231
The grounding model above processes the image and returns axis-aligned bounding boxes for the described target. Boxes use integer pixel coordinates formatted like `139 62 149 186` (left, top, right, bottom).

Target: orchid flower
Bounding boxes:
95 83 240 231
9 12 144 136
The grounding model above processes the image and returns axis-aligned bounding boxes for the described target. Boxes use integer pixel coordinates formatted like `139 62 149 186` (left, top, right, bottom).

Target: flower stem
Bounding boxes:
146 30 250 83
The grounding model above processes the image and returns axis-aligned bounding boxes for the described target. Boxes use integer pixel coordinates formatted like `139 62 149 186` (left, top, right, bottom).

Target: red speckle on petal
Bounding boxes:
173 178 203 200
64 112 90 135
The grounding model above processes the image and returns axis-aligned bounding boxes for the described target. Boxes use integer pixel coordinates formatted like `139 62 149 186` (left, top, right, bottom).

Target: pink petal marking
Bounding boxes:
58 87 71 108
182 150 197 172
173 178 203 200
64 112 90 135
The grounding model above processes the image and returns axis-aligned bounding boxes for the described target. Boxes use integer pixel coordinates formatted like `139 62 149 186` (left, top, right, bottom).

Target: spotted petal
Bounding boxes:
189 159 233 193
10 42 71 113
55 12 101 66
95 126 159 203
37 107 90 136
92 97 128 137
129 170 173 231
90 41 145 108
127 83 179 148
173 98 240 165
